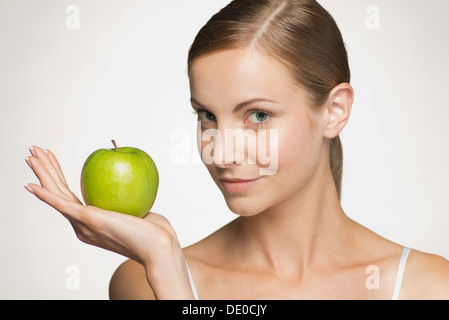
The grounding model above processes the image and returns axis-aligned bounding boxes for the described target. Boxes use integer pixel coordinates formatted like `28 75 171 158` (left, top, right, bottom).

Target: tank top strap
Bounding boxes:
185 259 199 300
392 247 411 300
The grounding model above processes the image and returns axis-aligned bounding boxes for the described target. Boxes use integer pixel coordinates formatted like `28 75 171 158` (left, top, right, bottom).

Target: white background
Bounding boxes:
1 0 448 299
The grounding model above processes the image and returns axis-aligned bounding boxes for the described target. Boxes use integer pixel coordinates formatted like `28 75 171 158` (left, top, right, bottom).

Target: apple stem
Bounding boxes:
111 140 119 151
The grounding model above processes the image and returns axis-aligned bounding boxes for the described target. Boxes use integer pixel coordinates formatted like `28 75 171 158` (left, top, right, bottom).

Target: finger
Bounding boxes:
25 183 84 221
28 146 79 203
45 149 82 204
45 149 69 187
26 155 65 197
29 146 68 193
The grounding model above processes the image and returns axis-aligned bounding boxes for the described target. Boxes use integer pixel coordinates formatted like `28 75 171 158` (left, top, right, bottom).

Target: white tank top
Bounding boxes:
392 247 411 300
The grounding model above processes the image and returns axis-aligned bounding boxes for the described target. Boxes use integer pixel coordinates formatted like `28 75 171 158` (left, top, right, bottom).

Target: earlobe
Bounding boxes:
324 83 354 139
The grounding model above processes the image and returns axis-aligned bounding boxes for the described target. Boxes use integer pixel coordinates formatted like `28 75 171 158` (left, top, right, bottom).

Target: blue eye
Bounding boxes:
198 111 216 122
193 109 272 128
249 111 270 123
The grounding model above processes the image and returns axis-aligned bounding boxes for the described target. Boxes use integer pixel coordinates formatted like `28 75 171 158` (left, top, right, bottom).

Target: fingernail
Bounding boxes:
29 147 37 157
24 184 34 194
25 157 32 169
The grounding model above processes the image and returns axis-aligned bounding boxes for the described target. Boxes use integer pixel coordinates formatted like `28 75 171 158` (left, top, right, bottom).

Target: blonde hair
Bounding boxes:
188 0 350 200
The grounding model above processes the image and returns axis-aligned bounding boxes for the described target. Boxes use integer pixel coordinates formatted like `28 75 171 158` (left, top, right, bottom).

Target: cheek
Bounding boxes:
275 123 320 186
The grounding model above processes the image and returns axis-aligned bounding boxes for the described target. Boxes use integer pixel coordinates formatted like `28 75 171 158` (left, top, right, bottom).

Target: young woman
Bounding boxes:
25 0 449 300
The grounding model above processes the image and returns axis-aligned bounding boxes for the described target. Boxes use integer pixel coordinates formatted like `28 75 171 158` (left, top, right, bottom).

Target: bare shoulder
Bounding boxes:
108 221 232 301
401 249 449 300
109 259 155 300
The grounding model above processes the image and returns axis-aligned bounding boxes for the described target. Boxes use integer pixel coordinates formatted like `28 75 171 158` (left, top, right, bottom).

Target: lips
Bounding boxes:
220 177 258 182
219 177 261 193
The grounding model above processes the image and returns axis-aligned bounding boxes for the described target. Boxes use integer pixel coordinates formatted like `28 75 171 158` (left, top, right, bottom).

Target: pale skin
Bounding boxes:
25 47 449 300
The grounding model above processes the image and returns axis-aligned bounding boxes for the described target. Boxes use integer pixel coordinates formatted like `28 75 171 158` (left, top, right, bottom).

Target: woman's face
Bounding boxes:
188 48 327 216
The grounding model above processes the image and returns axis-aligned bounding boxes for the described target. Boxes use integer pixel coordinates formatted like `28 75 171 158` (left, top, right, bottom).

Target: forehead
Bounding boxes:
188 48 306 108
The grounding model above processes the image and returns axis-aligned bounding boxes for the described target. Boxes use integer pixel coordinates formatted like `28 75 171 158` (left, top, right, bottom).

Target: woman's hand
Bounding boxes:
24 146 194 300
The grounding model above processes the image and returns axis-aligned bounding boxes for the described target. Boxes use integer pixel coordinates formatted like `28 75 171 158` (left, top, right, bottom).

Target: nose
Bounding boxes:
212 126 240 169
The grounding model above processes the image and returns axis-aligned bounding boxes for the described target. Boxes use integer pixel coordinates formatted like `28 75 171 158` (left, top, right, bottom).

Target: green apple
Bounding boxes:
80 140 159 218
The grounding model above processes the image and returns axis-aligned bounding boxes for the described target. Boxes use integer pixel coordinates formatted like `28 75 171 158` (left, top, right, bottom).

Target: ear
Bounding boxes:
323 83 354 139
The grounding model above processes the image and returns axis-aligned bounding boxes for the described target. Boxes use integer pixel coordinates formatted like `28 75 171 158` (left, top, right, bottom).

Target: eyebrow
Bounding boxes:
190 97 279 113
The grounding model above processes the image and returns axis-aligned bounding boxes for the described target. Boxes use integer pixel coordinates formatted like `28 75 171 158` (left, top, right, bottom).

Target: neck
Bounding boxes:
232 157 355 278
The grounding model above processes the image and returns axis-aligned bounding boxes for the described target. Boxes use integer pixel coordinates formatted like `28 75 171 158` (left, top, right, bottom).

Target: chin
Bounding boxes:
223 196 266 217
